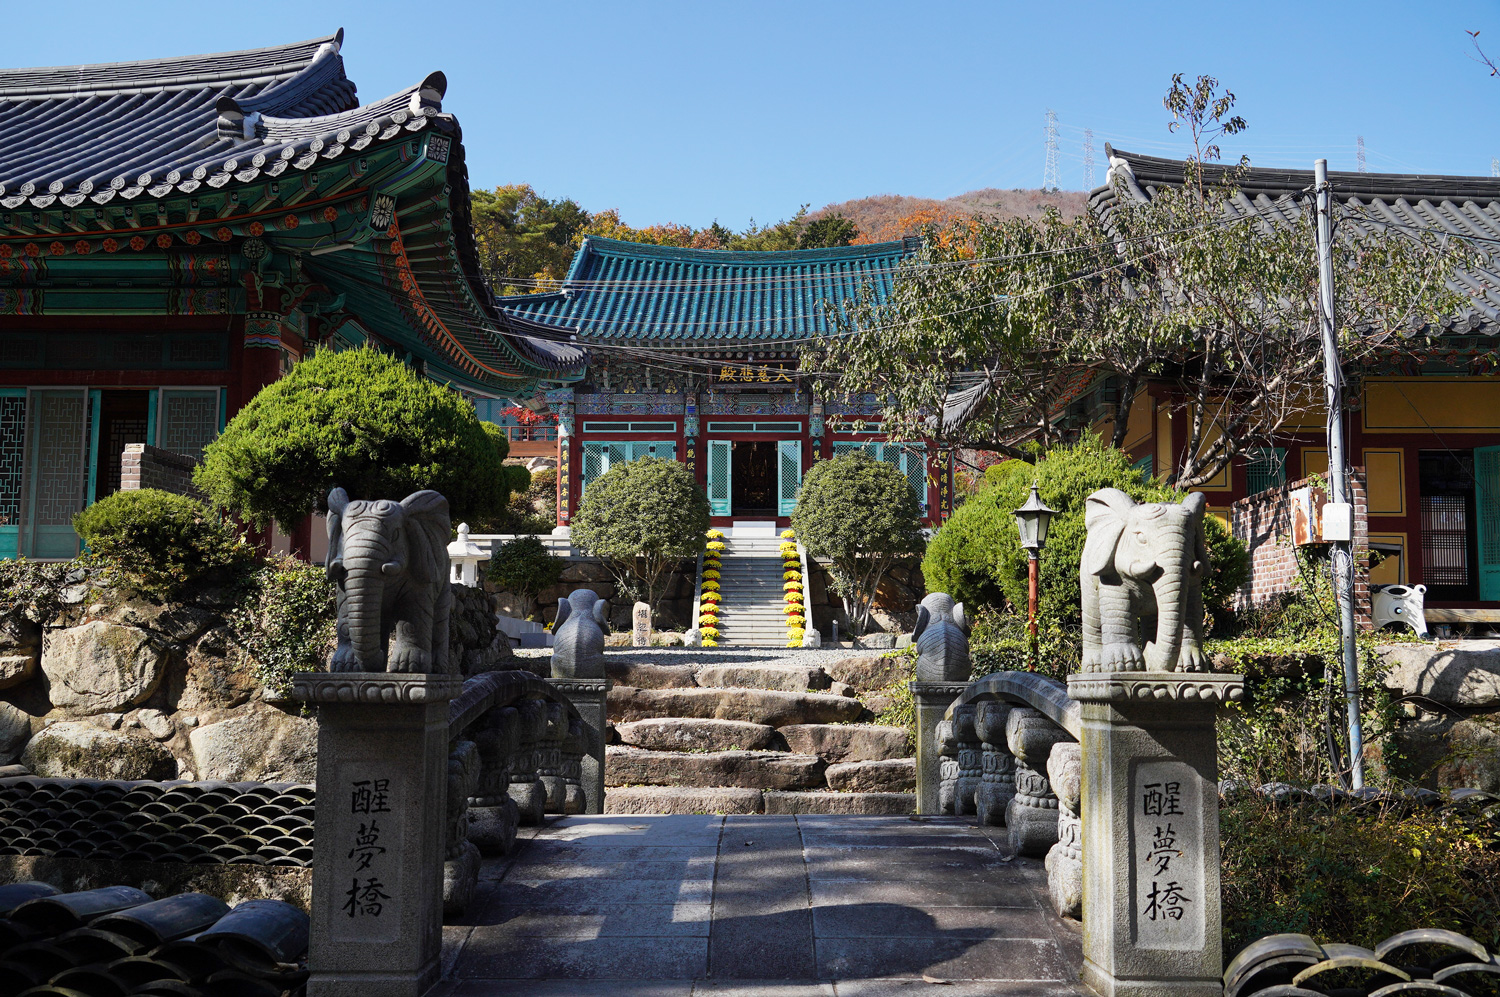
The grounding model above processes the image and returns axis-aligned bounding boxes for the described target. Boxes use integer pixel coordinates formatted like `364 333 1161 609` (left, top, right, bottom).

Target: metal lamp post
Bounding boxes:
1013 481 1056 658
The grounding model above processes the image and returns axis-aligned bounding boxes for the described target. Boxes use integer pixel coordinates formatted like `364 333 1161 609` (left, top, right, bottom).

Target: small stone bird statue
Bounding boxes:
911 592 972 682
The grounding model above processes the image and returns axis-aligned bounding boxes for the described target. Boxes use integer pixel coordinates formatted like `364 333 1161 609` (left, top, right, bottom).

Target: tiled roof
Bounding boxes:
1093 147 1500 340
497 236 921 344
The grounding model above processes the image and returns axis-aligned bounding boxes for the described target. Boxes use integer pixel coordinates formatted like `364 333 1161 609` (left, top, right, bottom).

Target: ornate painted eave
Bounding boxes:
0 32 584 394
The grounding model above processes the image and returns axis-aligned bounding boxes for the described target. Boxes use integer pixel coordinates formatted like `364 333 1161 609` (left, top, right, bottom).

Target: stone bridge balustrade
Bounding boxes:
1005 706 1073 857
973 701 1016 826
953 704 982 816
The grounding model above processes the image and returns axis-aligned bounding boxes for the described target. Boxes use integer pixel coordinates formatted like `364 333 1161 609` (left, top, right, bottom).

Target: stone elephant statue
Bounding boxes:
326 487 454 674
1080 488 1208 673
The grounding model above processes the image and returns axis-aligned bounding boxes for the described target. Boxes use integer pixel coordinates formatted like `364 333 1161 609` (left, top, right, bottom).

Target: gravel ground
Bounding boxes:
512 645 874 668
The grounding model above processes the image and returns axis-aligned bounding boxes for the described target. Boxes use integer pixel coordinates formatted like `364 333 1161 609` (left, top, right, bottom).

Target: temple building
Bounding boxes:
1089 149 1500 611
496 236 944 530
0 32 584 559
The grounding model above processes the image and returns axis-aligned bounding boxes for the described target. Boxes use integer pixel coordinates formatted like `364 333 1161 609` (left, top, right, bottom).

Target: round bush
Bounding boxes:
923 439 1248 625
73 489 252 598
196 347 507 530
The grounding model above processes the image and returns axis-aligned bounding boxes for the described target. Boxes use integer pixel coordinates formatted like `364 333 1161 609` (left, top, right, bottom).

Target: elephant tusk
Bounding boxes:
1127 560 1155 579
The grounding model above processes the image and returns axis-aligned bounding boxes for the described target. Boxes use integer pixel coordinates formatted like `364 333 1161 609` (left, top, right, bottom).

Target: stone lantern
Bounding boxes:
447 523 489 587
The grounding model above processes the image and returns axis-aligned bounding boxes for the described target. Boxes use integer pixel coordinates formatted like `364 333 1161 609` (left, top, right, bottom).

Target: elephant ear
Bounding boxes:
1083 488 1133 578
953 602 969 635
1183 491 1210 572
911 605 931 641
593 599 610 632
1181 490 1207 520
325 487 350 567
400 490 451 585
554 596 572 631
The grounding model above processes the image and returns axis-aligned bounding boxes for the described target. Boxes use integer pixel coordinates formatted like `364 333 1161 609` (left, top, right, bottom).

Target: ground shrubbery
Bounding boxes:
72 489 253 600
1221 792 1500 958
226 555 337 697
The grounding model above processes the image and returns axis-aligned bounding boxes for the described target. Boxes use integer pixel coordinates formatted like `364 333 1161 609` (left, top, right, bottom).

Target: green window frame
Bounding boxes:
830 441 928 512
1244 447 1286 495
579 440 678 498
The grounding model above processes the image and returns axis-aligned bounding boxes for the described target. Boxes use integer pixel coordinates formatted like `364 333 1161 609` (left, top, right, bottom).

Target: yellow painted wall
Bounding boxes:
1362 449 1405 515
1303 448 1329 478
1364 377 1500 432
1155 403 1173 481
1190 410 1232 491
1122 393 1154 452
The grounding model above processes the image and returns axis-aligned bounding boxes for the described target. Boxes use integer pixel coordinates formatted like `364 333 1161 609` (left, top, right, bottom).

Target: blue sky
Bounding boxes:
15 1 1500 229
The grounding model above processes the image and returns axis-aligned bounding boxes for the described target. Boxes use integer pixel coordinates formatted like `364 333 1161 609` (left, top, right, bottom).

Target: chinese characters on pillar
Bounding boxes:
343 778 392 919
1132 761 1203 948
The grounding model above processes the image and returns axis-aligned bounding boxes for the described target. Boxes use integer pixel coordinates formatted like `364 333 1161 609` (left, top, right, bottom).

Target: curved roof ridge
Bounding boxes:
0 31 343 98
577 234 917 265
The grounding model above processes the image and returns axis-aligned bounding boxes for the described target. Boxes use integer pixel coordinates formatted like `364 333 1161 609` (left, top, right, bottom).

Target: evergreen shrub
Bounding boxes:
73 489 253 599
487 535 565 619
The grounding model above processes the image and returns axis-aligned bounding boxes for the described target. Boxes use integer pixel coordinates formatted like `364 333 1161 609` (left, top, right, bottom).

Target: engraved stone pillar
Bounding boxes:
974 701 1016 827
294 672 462 997
910 680 968 814
547 677 607 814
1045 741 1083 919
953 704 981 817
1067 672 1245 997
1005 707 1071 857
632 601 652 646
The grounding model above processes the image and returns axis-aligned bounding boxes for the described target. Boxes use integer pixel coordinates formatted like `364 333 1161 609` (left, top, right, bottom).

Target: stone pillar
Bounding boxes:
910 681 968 814
1067 672 1244 997
953 704 981 817
507 699 547 825
974 701 1016 827
632 601 651 646
1005 707 1070 857
547 677 607 814
1045 741 1083 919
294 672 463 997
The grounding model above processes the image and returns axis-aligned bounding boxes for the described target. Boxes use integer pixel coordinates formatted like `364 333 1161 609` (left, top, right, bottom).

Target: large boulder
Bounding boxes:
0 653 36 690
167 629 260 712
605 747 824 790
695 664 831 692
825 654 911 693
22 721 176 780
824 758 916 793
188 706 317 782
778 724 909 763
41 621 165 714
607 686 865 728
614 718 778 752
1381 641 1500 708
604 660 698 689
0 703 31 763
1429 717 1500 794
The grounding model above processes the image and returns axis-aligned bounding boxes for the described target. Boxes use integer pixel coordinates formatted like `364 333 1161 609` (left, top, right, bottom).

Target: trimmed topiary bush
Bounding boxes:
923 439 1248 626
196 347 509 530
73 489 253 599
487 534 565 620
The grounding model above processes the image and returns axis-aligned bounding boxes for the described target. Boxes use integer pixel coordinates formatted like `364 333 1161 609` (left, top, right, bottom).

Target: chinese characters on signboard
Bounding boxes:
1133 761 1203 949
343 778 392 919
714 364 793 383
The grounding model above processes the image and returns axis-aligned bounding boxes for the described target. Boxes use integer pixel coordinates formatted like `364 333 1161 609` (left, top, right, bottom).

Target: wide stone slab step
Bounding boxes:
605 746 825 790
778 724 911 763
694 664 830 693
608 686 865 727
604 785 764 815
613 717 779 752
604 660 698 689
762 790 917 815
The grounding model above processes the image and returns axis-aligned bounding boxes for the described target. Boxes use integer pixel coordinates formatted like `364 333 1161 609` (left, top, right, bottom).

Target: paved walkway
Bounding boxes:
438 814 1086 996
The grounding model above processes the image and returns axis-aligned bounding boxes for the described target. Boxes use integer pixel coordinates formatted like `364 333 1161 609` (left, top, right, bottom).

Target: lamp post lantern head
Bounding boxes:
1014 481 1056 554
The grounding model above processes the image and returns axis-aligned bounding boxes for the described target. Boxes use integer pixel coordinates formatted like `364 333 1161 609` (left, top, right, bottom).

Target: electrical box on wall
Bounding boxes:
1321 502 1353 542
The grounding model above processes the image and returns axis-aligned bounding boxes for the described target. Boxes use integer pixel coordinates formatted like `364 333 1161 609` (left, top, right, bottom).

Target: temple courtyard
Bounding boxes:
437 814 1086 996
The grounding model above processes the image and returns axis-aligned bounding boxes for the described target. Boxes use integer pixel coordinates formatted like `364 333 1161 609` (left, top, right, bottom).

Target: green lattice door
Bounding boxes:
777 440 802 516
707 440 732 516
0 391 24 560
1477 446 1500 601
20 389 90 559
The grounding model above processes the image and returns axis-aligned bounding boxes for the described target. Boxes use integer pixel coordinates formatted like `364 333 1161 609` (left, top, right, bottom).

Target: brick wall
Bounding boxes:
1229 469 1370 628
120 444 205 500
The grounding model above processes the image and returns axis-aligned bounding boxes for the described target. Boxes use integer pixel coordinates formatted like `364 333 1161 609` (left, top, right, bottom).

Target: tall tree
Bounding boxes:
470 184 591 294
815 76 1473 487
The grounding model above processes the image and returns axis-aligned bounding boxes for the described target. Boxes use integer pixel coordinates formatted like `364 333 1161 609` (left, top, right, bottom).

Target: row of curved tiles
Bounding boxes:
0 880 308 997
0 779 315 868
1226 928 1500 997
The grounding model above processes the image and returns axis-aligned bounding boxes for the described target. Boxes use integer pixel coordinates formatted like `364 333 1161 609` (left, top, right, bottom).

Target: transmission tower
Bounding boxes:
1492 157 1499 177
1356 135 1367 173
1043 110 1060 191
1083 128 1096 189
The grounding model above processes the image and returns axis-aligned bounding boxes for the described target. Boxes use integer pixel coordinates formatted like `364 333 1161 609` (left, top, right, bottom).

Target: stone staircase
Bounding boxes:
712 538 792 647
602 648 917 815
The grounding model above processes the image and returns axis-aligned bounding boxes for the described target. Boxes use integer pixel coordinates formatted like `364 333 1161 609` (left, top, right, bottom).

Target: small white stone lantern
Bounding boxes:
447 523 490 587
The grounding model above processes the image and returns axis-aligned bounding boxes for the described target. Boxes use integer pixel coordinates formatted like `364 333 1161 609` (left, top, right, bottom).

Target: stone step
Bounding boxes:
606 746 826 790
778 724 911 763
695 664 829 693
608 686 865 727
604 785 763 815
613 718 779 752
762 791 916 815
604 660 697 689
825 758 917 793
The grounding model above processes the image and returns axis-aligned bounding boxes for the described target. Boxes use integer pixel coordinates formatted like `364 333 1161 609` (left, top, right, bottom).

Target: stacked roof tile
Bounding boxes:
0 779 314 867
0 881 308 996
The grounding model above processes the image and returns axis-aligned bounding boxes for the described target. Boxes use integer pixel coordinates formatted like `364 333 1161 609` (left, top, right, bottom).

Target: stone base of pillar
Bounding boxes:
549 677 609 814
910 681 969 814
294 672 463 997
443 840 482 919
1068 671 1244 997
467 802 519 855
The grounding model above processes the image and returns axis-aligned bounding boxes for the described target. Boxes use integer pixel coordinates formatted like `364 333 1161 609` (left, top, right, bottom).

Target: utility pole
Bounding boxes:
1314 158 1365 789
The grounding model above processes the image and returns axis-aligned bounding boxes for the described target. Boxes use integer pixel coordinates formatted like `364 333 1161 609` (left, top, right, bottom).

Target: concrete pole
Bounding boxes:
1315 158 1365 789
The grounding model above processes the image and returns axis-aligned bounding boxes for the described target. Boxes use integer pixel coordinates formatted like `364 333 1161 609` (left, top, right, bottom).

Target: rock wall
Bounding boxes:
489 556 697 631
1381 640 1500 794
0 561 520 782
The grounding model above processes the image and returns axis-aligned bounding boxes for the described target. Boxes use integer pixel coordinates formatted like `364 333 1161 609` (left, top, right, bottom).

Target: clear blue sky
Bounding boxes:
15 1 1500 229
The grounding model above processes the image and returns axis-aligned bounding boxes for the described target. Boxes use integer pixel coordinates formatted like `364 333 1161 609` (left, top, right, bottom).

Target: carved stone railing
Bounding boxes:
928 670 1083 919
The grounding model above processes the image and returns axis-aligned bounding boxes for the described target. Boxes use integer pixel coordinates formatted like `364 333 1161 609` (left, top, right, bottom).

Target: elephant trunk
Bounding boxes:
340 540 390 669
1146 542 1189 671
